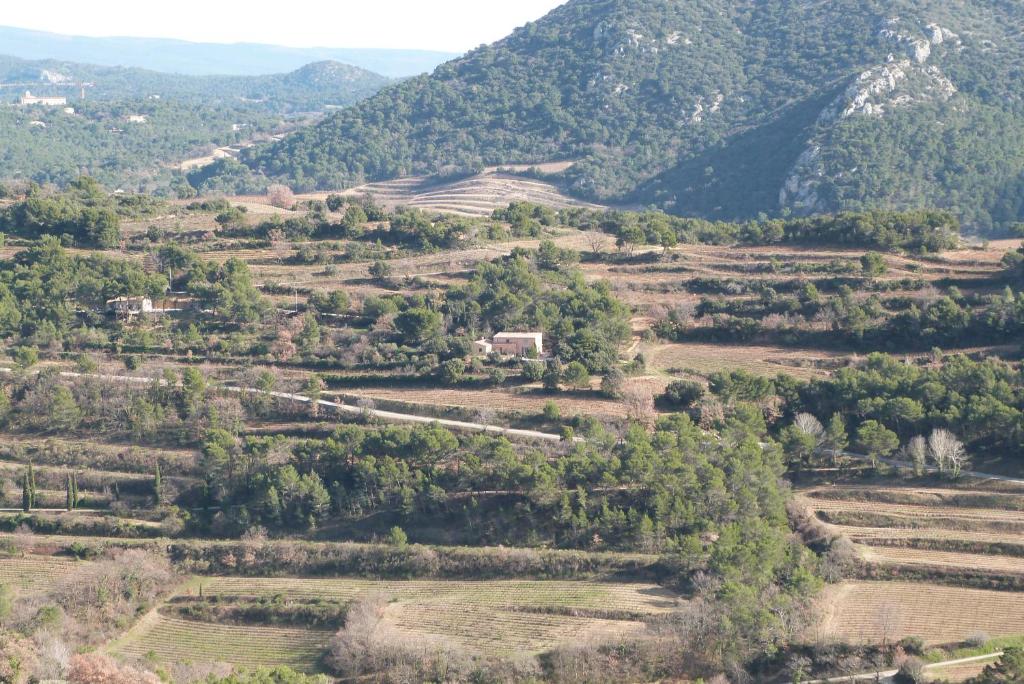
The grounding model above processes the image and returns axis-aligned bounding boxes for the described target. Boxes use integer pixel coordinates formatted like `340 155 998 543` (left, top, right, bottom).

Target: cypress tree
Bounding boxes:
27 462 36 509
154 461 163 505
21 473 31 512
71 472 79 509
65 473 73 511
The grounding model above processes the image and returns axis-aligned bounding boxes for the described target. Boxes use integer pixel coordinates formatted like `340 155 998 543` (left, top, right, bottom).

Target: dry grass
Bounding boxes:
387 602 647 656
814 581 1024 646
197 576 679 614
327 385 633 419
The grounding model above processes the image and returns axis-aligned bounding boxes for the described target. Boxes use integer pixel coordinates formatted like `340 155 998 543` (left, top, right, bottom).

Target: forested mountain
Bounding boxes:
0 55 390 113
231 0 1024 232
0 57 391 191
0 25 456 78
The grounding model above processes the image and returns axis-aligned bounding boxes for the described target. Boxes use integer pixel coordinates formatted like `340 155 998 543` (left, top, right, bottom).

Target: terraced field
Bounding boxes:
108 611 330 672
803 483 1024 650
858 546 1024 575
183 576 678 657
831 524 1024 547
320 172 605 217
0 554 85 592
816 581 1024 646
809 497 1024 528
801 485 1024 576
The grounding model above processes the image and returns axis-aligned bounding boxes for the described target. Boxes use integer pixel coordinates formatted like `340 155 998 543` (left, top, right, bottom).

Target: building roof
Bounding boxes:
494 332 543 340
107 296 150 304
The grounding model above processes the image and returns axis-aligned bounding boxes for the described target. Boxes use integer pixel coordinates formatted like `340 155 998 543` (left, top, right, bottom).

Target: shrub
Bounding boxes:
663 380 705 408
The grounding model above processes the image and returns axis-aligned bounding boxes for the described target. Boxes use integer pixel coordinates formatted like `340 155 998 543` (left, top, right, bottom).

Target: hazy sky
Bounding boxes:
3 1 567 52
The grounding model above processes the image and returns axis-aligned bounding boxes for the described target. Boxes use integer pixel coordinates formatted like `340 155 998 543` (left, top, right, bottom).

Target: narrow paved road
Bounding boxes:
225 387 566 443
0 367 565 443
837 450 1024 486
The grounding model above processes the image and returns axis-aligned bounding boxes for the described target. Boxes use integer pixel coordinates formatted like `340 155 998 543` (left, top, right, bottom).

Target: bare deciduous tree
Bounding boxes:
622 383 656 428
266 184 295 210
585 230 610 255
68 653 161 684
928 428 968 478
794 413 825 441
906 435 928 476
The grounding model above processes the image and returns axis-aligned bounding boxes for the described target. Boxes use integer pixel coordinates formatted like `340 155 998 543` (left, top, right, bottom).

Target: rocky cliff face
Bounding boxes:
780 18 961 214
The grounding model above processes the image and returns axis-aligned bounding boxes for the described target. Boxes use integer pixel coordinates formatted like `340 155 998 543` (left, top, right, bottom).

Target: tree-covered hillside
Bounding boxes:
230 0 1024 232
0 57 391 192
0 56 390 113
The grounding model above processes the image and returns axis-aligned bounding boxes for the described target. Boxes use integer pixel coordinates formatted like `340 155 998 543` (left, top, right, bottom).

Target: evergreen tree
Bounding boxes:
154 461 163 505
71 472 79 509
21 472 31 513
27 462 36 509
66 473 73 512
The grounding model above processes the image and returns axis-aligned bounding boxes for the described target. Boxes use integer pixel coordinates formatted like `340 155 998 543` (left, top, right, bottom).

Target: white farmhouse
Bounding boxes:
474 332 543 357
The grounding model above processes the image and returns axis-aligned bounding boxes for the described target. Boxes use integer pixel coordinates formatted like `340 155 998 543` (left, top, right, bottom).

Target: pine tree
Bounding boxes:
154 461 163 505
27 462 36 509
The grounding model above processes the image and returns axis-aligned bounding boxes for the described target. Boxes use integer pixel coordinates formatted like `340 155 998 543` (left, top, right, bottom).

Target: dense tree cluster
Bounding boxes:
446 252 631 371
0 177 166 247
555 205 960 253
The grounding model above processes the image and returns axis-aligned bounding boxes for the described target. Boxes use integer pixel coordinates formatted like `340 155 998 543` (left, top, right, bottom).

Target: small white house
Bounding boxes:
18 91 67 107
474 332 543 357
125 114 148 124
107 296 153 317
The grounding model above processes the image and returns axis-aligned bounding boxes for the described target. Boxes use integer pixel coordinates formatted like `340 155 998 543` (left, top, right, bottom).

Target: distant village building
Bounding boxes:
474 332 544 357
62 107 75 115
18 91 67 107
125 114 148 124
107 296 153 317
28 121 46 128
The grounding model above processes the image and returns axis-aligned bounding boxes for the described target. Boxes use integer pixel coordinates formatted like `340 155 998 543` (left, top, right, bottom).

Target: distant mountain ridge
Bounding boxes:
0 25 457 78
0 54 390 113
228 0 1024 231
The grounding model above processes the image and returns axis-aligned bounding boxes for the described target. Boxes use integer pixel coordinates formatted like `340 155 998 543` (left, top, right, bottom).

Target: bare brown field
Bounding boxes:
637 341 839 379
832 524 1024 547
814 581 1024 646
388 601 647 656
859 546 1024 575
